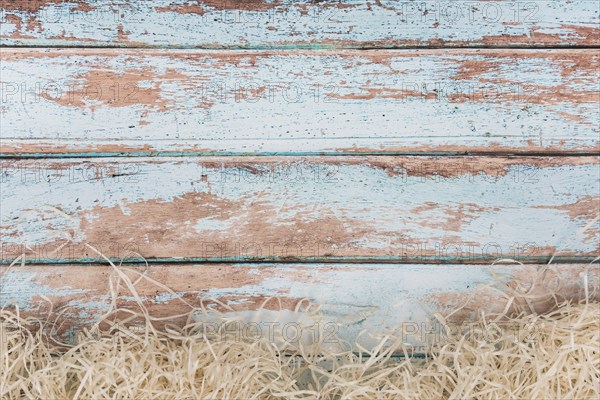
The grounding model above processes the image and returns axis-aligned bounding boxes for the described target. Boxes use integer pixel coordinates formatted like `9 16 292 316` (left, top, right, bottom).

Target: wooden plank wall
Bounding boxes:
1 0 599 345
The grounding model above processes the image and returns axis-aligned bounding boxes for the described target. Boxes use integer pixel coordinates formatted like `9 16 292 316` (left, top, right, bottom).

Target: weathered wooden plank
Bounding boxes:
1 263 597 348
1 1 598 48
1 49 599 156
1 156 598 263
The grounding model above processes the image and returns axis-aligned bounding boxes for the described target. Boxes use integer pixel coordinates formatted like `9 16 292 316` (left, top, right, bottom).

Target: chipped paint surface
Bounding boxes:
1 156 598 263
1 49 599 156
1 0 598 346
0 268 87 308
0 1 598 48
1 263 597 347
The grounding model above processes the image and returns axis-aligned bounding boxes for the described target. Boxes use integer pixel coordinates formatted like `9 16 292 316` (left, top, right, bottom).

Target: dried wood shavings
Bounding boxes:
1 252 599 399
1 295 599 398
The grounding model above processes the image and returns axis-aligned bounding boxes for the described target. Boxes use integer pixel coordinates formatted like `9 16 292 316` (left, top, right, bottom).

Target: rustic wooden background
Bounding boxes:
1 0 599 345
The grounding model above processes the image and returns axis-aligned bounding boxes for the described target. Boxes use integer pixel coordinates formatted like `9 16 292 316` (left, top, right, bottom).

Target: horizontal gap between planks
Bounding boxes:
1 45 600 50
3 256 599 267
2 151 600 159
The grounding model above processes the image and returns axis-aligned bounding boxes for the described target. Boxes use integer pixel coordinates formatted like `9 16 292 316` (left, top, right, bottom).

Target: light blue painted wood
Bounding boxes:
1 263 597 348
1 156 598 264
2 49 599 155
1 1 598 48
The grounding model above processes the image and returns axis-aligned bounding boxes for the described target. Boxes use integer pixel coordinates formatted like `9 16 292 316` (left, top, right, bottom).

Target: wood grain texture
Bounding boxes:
2 49 599 156
2 0 598 349
1 156 598 264
1 263 598 347
1 1 598 48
